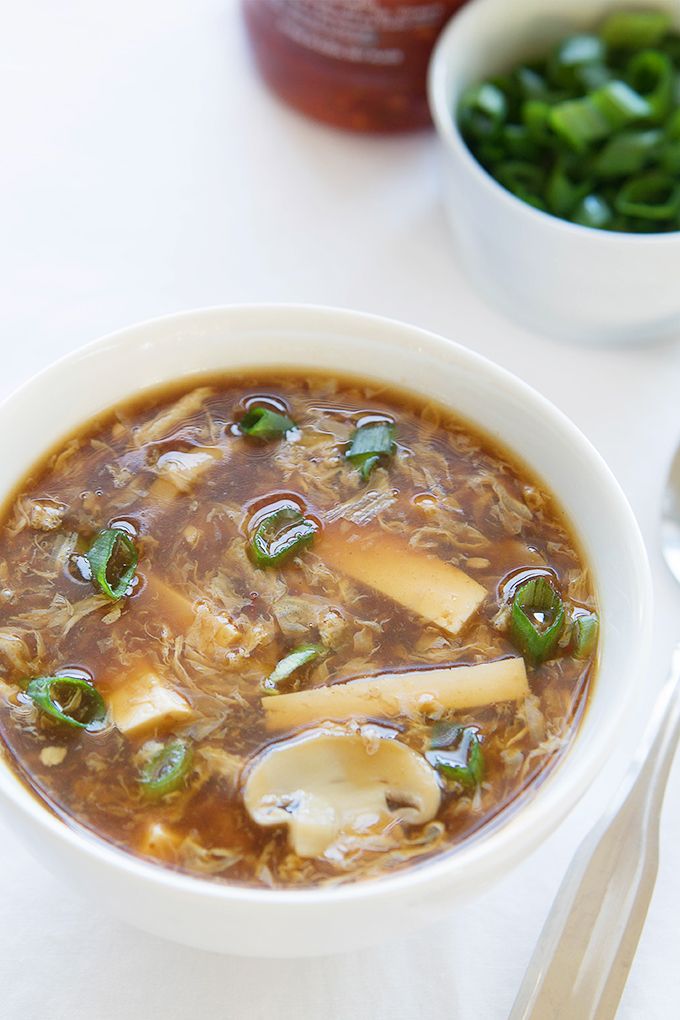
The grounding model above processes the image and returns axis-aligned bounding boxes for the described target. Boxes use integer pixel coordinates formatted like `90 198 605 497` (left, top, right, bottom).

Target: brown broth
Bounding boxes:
0 371 597 887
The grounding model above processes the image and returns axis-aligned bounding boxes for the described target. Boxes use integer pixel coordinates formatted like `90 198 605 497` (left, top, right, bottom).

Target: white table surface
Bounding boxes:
2 3 680 1018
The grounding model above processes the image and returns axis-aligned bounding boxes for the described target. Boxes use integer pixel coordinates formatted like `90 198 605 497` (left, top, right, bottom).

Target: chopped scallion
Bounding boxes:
239 406 297 440
457 11 680 234
627 50 674 122
510 576 565 665
262 643 325 694
426 725 484 791
549 34 606 89
458 83 508 140
85 528 138 601
595 128 662 177
572 613 600 658
26 675 107 731
346 421 395 480
600 11 671 51
250 506 318 567
546 157 593 216
615 171 680 219
572 194 613 228
139 739 193 798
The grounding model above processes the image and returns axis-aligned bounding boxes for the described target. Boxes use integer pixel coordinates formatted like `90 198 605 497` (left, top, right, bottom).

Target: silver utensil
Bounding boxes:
509 442 680 1020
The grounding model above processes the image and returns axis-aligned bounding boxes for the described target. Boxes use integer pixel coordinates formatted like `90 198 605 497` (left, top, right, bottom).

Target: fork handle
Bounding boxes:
509 644 680 1020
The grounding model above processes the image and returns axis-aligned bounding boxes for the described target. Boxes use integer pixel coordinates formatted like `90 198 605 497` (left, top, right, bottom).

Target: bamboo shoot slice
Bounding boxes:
320 525 486 637
263 657 529 731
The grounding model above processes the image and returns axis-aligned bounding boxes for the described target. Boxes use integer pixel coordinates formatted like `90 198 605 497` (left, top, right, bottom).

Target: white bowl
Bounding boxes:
429 0 680 346
0 305 651 956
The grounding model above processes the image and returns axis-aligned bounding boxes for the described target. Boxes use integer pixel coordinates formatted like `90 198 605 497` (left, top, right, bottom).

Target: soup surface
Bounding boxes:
0 372 598 887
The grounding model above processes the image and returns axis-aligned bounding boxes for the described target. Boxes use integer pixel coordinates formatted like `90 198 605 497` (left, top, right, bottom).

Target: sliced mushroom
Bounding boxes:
242 727 441 858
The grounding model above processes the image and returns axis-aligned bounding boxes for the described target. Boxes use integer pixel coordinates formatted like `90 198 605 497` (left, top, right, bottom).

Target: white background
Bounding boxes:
2 2 680 1017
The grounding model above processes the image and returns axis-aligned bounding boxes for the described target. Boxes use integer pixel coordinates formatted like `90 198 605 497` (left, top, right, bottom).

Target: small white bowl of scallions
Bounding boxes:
429 0 680 345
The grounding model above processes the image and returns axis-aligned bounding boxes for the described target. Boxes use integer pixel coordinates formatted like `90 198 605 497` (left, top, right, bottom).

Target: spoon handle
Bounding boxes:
509 644 680 1020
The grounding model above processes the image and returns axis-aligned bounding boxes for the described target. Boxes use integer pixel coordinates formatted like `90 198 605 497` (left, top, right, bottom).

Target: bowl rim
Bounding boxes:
427 0 680 246
0 303 653 908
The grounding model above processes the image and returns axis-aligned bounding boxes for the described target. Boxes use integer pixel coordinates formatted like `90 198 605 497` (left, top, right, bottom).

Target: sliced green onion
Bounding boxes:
459 83 508 140
661 108 680 171
501 124 540 160
26 675 107 731
139 739 193 798
521 99 555 145
85 528 138 601
239 406 297 440
664 108 680 139
593 80 652 129
572 613 600 659
476 140 506 167
549 82 649 150
250 506 317 567
549 34 606 89
426 725 484 791
546 157 593 216
488 74 520 118
615 171 680 219
661 31 680 64
346 421 395 481
548 94 609 150
660 139 680 173
627 50 674 122
571 194 613 229
514 66 551 102
495 160 547 209
262 643 325 694
600 11 671 51
595 128 662 177
574 63 613 92
510 576 565 665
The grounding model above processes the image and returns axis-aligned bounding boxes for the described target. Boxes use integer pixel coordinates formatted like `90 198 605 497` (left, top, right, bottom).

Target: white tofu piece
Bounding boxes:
320 525 486 637
149 446 223 500
108 668 193 738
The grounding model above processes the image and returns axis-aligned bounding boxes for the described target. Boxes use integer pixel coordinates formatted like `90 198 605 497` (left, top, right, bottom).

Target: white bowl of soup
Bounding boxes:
0 305 650 956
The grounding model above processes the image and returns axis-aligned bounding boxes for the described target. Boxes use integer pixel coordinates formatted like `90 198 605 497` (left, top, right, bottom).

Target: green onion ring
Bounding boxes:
85 528 138 601
250 506 318 567
510 576 565 665
139 739 193 798
26 675 107 731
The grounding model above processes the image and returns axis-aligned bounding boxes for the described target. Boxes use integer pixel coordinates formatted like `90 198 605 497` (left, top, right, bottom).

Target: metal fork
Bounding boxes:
509 443 680 1019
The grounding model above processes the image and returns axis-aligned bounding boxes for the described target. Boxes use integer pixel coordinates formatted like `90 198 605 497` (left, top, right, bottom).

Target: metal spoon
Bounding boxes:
509 444 680 1020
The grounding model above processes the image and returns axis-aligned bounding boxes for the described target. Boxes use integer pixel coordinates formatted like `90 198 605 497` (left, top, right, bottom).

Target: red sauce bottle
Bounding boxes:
242 0 467 133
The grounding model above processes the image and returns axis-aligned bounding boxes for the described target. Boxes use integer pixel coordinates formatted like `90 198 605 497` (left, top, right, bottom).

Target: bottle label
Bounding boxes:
260 0 449 66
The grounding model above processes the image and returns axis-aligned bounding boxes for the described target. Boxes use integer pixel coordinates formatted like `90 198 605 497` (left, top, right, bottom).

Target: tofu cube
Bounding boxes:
108 668 193 738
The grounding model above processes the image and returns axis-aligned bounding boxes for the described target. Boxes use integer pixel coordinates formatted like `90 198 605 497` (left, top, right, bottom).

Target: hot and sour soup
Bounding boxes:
0 371 598 887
